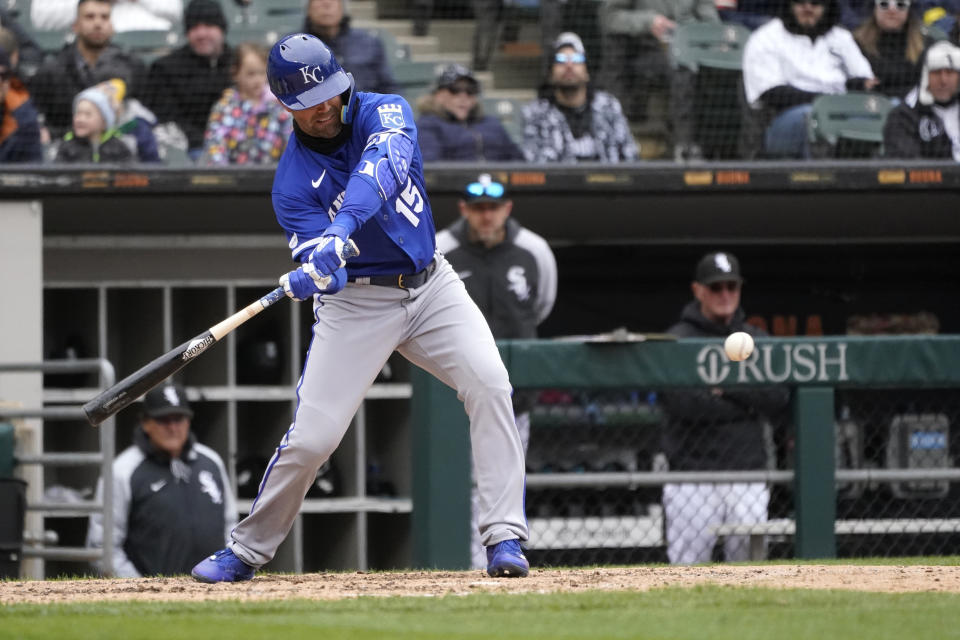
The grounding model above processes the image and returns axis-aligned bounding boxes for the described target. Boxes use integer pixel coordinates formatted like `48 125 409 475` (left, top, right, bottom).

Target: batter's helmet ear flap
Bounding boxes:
267 33 352 110
340 72 357 124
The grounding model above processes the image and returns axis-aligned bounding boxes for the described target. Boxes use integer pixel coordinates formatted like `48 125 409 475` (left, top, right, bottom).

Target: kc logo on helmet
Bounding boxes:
299 65 325 84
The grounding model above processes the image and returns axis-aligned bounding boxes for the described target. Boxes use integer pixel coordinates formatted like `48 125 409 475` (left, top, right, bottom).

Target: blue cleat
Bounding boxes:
485 539 529 578
191 548 256 583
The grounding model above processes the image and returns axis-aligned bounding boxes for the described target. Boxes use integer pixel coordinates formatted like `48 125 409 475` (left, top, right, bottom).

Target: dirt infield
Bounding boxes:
2 564 960 605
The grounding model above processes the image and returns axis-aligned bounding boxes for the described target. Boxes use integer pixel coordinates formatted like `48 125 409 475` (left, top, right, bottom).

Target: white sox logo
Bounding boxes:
696 342 849 385
182 335 215 361
299 65 324 84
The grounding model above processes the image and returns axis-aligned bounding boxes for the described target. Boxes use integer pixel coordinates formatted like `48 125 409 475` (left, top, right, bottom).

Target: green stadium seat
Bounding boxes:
807 92 894 147
481 96 524 145
670 22 751 72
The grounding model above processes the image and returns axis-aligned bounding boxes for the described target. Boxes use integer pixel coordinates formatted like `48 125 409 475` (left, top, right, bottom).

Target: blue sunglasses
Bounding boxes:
555 52 586 64
465 181 505 198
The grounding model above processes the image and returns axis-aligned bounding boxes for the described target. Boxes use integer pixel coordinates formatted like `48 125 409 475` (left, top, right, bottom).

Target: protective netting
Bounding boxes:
1 0 945 164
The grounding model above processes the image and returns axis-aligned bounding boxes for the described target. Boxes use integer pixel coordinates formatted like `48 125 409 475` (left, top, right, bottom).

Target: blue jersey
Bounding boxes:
272 92 436 276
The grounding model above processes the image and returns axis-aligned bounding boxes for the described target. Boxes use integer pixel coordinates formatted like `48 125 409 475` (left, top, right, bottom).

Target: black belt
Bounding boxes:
348 259 437 289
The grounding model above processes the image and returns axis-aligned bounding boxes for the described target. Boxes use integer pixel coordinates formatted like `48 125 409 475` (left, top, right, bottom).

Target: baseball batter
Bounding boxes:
191 33 529 582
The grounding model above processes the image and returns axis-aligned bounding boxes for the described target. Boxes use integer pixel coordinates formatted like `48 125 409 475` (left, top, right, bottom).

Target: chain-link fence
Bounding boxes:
520 384 960 567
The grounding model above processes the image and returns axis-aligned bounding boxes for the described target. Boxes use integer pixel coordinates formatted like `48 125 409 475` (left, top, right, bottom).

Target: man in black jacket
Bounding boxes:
660 252 789 564
436 174 557 569
303 0 397 94
87 383 236 577
144 0 233 157
883 40 960 159
28 0 146 138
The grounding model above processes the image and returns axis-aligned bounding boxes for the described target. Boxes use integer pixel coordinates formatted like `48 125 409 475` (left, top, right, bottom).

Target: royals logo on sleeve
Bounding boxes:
377 104 405 128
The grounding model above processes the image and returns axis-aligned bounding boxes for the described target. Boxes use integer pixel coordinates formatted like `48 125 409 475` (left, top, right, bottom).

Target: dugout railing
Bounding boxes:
410 335 960 569
0 359 116 577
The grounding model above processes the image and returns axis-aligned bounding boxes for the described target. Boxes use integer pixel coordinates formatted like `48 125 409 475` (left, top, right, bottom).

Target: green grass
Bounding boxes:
3 586 960 640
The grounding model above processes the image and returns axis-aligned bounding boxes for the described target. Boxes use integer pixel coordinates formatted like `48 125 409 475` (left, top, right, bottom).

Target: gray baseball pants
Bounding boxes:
229 255 529 567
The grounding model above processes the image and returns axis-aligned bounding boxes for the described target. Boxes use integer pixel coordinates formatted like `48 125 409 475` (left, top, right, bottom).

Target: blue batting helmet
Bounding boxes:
268 33 357 120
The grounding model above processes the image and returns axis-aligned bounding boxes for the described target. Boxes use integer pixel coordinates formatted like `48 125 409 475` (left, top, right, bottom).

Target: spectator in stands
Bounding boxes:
521 32 639 163
0 7 44 80
0 44 42 162
95 77 161 162
201 42 293 165
409 0 526 71
87 384 237 577
436 173 557 571
854 0 930 100
54 84 134 162
32 0 183 33
29 0 147 140
742 0 877 158
145 0 233 158
416 63 523 162
599 0 719 160
883 39 960 157
716 1 779 28
920 0 960 36
659 252 789 564
303 0 397 94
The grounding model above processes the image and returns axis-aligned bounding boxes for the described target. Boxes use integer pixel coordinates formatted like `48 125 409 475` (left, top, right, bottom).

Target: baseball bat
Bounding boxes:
82 240 359 426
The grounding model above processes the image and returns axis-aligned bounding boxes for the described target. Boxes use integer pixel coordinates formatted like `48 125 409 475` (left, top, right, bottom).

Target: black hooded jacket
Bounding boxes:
883 41 959 159
659 301 790 471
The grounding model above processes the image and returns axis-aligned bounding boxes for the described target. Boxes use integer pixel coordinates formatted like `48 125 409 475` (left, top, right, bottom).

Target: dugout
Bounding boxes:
2 160 960 575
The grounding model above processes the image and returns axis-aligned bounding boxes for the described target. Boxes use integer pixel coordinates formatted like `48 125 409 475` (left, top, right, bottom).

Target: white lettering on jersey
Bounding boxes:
507 266 530 302
377 104 405 128
327 190 345 222
198 470 223 505
395 178 423 227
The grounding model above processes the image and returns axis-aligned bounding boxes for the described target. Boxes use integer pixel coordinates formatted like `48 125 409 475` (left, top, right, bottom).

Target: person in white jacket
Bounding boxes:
32 0 182 33
742 0 877 158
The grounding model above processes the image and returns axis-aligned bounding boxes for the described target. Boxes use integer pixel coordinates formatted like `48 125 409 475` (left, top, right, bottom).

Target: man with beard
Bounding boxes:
520 31 638 163
144 0 233 157
29 0 147 138
884 40 960 159
302 0 397 94
742 0 877 158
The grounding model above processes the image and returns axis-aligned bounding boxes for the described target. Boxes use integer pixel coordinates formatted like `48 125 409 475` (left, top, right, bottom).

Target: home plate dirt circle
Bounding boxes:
2 565 960 605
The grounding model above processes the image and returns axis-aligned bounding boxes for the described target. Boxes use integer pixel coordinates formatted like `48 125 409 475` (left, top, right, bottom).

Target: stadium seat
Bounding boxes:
481 96 524 145
807 92 894 157
670 22 751 73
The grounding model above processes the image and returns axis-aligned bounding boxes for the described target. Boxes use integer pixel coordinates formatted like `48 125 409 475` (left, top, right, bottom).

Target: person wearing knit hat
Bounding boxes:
883 40 960 159
144 0 233 156
54 84 134 163
184 0 227 34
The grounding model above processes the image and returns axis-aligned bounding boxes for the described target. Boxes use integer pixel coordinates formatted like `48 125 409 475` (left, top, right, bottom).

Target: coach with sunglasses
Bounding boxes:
658 252 789 564
416 63 523 162
436 173 557 570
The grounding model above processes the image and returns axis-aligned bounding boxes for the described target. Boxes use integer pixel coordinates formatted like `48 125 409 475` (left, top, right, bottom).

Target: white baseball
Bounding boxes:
724 331 754 361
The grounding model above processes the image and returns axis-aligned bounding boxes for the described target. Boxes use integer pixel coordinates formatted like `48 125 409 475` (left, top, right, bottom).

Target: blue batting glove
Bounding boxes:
309 235 348 276
279 263 346 301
